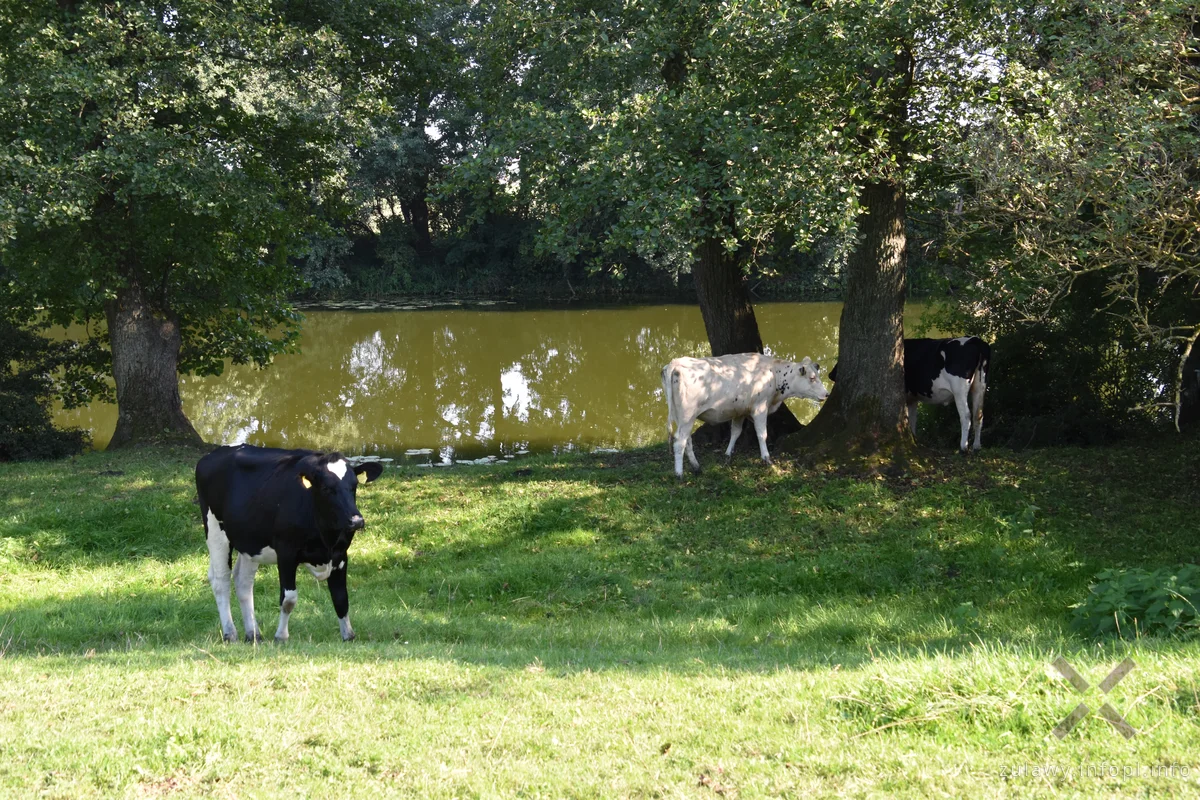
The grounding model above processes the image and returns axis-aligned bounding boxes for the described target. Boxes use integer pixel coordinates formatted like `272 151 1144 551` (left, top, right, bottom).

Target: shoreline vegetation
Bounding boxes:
290 282 947 311
1 440 1197 797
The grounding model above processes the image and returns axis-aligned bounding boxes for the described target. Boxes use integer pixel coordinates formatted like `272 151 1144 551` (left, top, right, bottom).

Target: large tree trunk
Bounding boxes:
104 283 202 448
780 48 915 466
690 235 803 445
692 235 763 356
782 180 911 460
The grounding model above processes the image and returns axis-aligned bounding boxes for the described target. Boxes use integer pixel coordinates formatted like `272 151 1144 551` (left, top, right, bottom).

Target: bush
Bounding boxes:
1070 565 1200 639
0 318 94 461
925 273 1181 447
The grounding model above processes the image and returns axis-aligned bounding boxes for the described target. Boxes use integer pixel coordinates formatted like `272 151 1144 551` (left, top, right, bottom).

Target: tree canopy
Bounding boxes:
2 0 1196 450
0 0 402 444
939 0 1200 435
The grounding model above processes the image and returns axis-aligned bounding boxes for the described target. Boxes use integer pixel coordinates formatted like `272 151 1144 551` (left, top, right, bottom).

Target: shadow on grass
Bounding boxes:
0 442 1196 671
0 451 202 567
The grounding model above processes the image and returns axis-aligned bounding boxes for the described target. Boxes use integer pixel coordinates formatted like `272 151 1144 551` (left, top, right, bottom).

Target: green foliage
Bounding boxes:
925 274 1182 446
940 1 1200 434
297 233 352 297
0 315 98 461
1071 566 1200 639
470 0 1022 291
0 0 369 378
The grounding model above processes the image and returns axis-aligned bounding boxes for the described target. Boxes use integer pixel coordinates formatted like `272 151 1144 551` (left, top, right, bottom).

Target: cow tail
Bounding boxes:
662 366 680 443
976 339 991 384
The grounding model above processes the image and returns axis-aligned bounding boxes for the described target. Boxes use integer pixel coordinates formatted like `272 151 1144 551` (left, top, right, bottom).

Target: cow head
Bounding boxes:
777 357 828 403
298 453 383 564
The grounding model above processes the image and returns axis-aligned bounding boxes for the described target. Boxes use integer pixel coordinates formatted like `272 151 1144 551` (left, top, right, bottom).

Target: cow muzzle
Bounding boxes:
348 514 365 531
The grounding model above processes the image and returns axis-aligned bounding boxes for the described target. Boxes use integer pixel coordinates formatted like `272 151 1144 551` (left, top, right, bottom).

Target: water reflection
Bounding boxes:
55 302 921 461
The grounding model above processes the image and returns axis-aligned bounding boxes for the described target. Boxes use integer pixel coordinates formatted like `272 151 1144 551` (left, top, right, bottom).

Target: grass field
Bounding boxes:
0 441 1198 798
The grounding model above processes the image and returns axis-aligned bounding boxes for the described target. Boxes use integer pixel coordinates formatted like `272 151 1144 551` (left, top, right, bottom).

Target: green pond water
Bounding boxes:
56 302 926 464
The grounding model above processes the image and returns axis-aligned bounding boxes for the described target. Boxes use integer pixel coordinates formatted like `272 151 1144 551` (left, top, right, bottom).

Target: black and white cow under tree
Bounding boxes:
196 445 383 643
829 336 991 452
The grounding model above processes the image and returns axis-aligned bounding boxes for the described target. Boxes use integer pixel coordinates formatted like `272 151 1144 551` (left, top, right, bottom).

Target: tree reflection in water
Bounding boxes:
57 302 923 459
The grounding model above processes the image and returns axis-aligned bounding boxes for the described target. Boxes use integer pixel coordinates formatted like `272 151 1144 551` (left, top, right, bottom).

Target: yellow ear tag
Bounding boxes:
301 476 313 489
357 471 368 485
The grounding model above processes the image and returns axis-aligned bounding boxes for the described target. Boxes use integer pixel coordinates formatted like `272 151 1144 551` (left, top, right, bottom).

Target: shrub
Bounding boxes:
0 318 96 461
1070 565 1200 639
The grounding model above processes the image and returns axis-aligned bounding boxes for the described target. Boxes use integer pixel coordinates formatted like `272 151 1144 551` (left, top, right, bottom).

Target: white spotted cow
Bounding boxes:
661 353 828 477
829 336 991 452
196 445 383 643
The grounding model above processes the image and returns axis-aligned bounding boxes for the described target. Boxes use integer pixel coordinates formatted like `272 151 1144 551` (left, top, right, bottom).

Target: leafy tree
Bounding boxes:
479 0 794 357
0 0 360 446
298 0 482 299
939 1 1200 435
479 0 1024 456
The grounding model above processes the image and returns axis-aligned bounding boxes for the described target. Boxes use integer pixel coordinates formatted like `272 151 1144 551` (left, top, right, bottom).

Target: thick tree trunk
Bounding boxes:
782 180 911 459
780 47 915 467
692 235 763 356
104 283 202 448
407 179 433 254
690 235 803 444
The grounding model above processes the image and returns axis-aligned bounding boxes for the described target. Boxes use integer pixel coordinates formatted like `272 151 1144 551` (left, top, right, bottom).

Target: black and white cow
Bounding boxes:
195 445 383 643
830 336 991 452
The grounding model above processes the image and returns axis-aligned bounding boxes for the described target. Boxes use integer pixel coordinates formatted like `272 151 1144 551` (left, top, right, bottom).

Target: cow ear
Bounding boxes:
355 462 384 484
300 475 313 490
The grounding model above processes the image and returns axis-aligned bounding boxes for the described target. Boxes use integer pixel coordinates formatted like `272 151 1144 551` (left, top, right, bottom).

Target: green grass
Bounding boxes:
1 441 1198 797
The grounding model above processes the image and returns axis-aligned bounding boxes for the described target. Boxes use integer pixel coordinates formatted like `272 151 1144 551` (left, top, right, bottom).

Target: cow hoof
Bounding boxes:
342 632 356 642
245 632 265 644
274 635 289 644
222 633 237 643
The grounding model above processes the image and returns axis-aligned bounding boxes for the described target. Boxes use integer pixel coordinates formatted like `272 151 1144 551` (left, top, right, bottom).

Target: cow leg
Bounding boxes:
952 381 971 453
724 417 745 462
233 553 263 643
274 558 299 642
907 400 920 439
328 560 355 641
674 426 700 477
684 435 700 473
752 412 771 465
672 430 686 477
969 373 987 452
204 509 237 642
